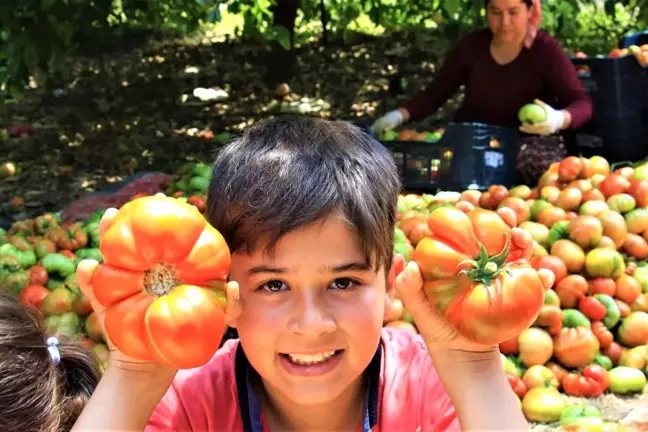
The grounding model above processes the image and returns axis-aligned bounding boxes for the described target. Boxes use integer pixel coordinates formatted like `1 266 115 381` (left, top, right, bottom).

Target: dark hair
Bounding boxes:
484 0 533 7
0 292 100 432
207 116 401 271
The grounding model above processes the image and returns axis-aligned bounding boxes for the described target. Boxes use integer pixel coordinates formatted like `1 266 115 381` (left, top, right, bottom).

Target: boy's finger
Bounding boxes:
395 262 424 302
99 207 119 238
537 268 555 291
497 207 517 228
225 281 242 325
456 201 474 213
76 259 106 314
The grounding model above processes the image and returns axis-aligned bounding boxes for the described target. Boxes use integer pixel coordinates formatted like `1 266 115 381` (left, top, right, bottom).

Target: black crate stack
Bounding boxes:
570 39 648 163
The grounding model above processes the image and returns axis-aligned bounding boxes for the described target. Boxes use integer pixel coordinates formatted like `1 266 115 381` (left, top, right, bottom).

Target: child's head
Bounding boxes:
0 292 100 431
207 116 401 405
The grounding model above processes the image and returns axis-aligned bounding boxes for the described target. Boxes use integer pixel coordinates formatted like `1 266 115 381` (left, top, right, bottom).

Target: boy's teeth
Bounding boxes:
287 351 336 365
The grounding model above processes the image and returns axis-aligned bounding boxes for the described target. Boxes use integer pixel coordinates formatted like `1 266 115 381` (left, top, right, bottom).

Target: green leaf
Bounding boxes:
23 45 38 72
443 0 460 17
42 0 56 11
272 25 291 50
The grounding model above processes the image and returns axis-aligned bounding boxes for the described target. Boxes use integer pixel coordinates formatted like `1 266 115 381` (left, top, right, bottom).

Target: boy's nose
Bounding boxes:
289 297 336 336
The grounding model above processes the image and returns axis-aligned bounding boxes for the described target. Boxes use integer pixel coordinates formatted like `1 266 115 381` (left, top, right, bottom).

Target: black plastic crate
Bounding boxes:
380 123 519 192
569 108 648 162
571 55 647 117
619 30 648 49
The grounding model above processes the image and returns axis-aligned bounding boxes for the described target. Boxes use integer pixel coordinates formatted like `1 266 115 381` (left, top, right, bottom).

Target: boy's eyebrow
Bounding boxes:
246 262 371 276
326 262 372 273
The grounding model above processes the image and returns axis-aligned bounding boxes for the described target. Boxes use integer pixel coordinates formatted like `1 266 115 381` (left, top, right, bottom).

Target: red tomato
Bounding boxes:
561 365 608 397
624 234 648 260
507 373 529 398
499 336 520 355
602 342 622 364
413 207 545 345
530 256 568 284
399 217 431 246
545 362 568 385
558 156 583 182
614 166 634 179
29 264 48 286
553 327 600 368
615 274 642 305
591 321 614 349
533 304 563 335
550 240 585 274
93 195 231 369
58 250 76 259
488 185 510 205
555 274 588 309
578 296 607 321
598 174 630 198
19 285 50 310
627 179 648 208
588 277 616 297
584 364 610 391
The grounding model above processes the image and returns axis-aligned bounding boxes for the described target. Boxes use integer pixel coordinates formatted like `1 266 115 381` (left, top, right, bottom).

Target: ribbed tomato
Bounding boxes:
92 195 231 369
413 207 545 345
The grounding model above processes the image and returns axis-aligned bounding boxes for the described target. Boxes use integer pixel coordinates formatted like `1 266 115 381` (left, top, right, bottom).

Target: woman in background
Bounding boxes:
372 0 593 184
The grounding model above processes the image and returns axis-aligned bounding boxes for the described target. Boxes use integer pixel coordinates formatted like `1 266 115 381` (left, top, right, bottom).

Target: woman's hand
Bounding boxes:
371 110 406 135
519 99 569 136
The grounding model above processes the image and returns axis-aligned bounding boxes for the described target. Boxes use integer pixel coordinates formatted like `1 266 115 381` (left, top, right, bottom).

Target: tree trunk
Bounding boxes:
265 0 301 86
272 0 300 48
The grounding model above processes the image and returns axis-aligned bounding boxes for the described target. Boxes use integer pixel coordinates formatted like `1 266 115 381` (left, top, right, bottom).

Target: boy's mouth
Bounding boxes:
282 350 343 366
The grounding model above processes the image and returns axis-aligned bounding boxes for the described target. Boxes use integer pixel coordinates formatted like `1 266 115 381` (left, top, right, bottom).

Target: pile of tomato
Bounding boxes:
390 156 648 427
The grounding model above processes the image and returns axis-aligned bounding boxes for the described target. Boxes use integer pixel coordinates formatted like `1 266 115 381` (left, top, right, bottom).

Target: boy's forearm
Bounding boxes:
72 365 176 431
430 348 528 431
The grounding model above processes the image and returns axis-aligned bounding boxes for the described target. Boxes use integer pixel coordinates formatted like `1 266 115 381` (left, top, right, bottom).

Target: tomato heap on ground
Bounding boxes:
391 156 648 427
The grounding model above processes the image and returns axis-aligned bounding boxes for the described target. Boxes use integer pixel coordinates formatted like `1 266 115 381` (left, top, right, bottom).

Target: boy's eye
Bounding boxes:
329 278 357 291
261 280 288 293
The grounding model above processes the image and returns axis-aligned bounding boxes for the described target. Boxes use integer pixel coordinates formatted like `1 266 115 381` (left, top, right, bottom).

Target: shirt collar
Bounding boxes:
235 342 382 432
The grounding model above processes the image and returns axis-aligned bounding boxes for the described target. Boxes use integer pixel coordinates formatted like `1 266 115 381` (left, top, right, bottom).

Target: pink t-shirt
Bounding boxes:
146 328 460 431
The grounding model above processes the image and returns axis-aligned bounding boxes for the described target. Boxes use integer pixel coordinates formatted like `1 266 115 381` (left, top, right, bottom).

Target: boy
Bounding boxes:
74 117 547 431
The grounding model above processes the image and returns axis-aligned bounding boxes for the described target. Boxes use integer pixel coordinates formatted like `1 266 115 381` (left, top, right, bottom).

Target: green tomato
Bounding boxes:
633 266 648 293
608 366 647 394
606 193 636 213
593 294 621 328
593 354 613 371
560 403 601 426
562 309 591 328
548 220 570 248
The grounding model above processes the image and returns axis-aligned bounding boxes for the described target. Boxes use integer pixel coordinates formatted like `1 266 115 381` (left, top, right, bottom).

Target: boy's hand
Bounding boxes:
76 194 242 372
395 207 555 353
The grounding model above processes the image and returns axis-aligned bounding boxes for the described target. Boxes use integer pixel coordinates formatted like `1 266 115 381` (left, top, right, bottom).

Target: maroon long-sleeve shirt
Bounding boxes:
403 29 593 129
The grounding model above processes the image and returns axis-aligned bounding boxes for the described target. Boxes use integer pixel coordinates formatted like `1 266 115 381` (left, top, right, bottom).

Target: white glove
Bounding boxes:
371 110 404 135
519 99 565 136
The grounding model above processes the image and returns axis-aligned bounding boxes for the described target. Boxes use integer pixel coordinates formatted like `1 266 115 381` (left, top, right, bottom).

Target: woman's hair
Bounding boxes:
0 292 101 432
484 0 533 7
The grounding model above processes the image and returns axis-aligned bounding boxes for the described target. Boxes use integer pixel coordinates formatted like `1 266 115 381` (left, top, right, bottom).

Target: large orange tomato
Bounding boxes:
413 207 545 345
92 195 231 369
553 327 600 368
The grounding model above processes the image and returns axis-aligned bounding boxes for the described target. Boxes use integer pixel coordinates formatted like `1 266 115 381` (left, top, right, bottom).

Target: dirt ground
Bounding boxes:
529 388 648 431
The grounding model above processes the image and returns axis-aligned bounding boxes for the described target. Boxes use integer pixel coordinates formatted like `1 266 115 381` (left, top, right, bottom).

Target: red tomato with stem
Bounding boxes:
413 207 545 345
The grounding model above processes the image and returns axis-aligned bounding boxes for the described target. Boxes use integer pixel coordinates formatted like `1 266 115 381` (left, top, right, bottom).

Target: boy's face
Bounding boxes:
228 213 393 406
